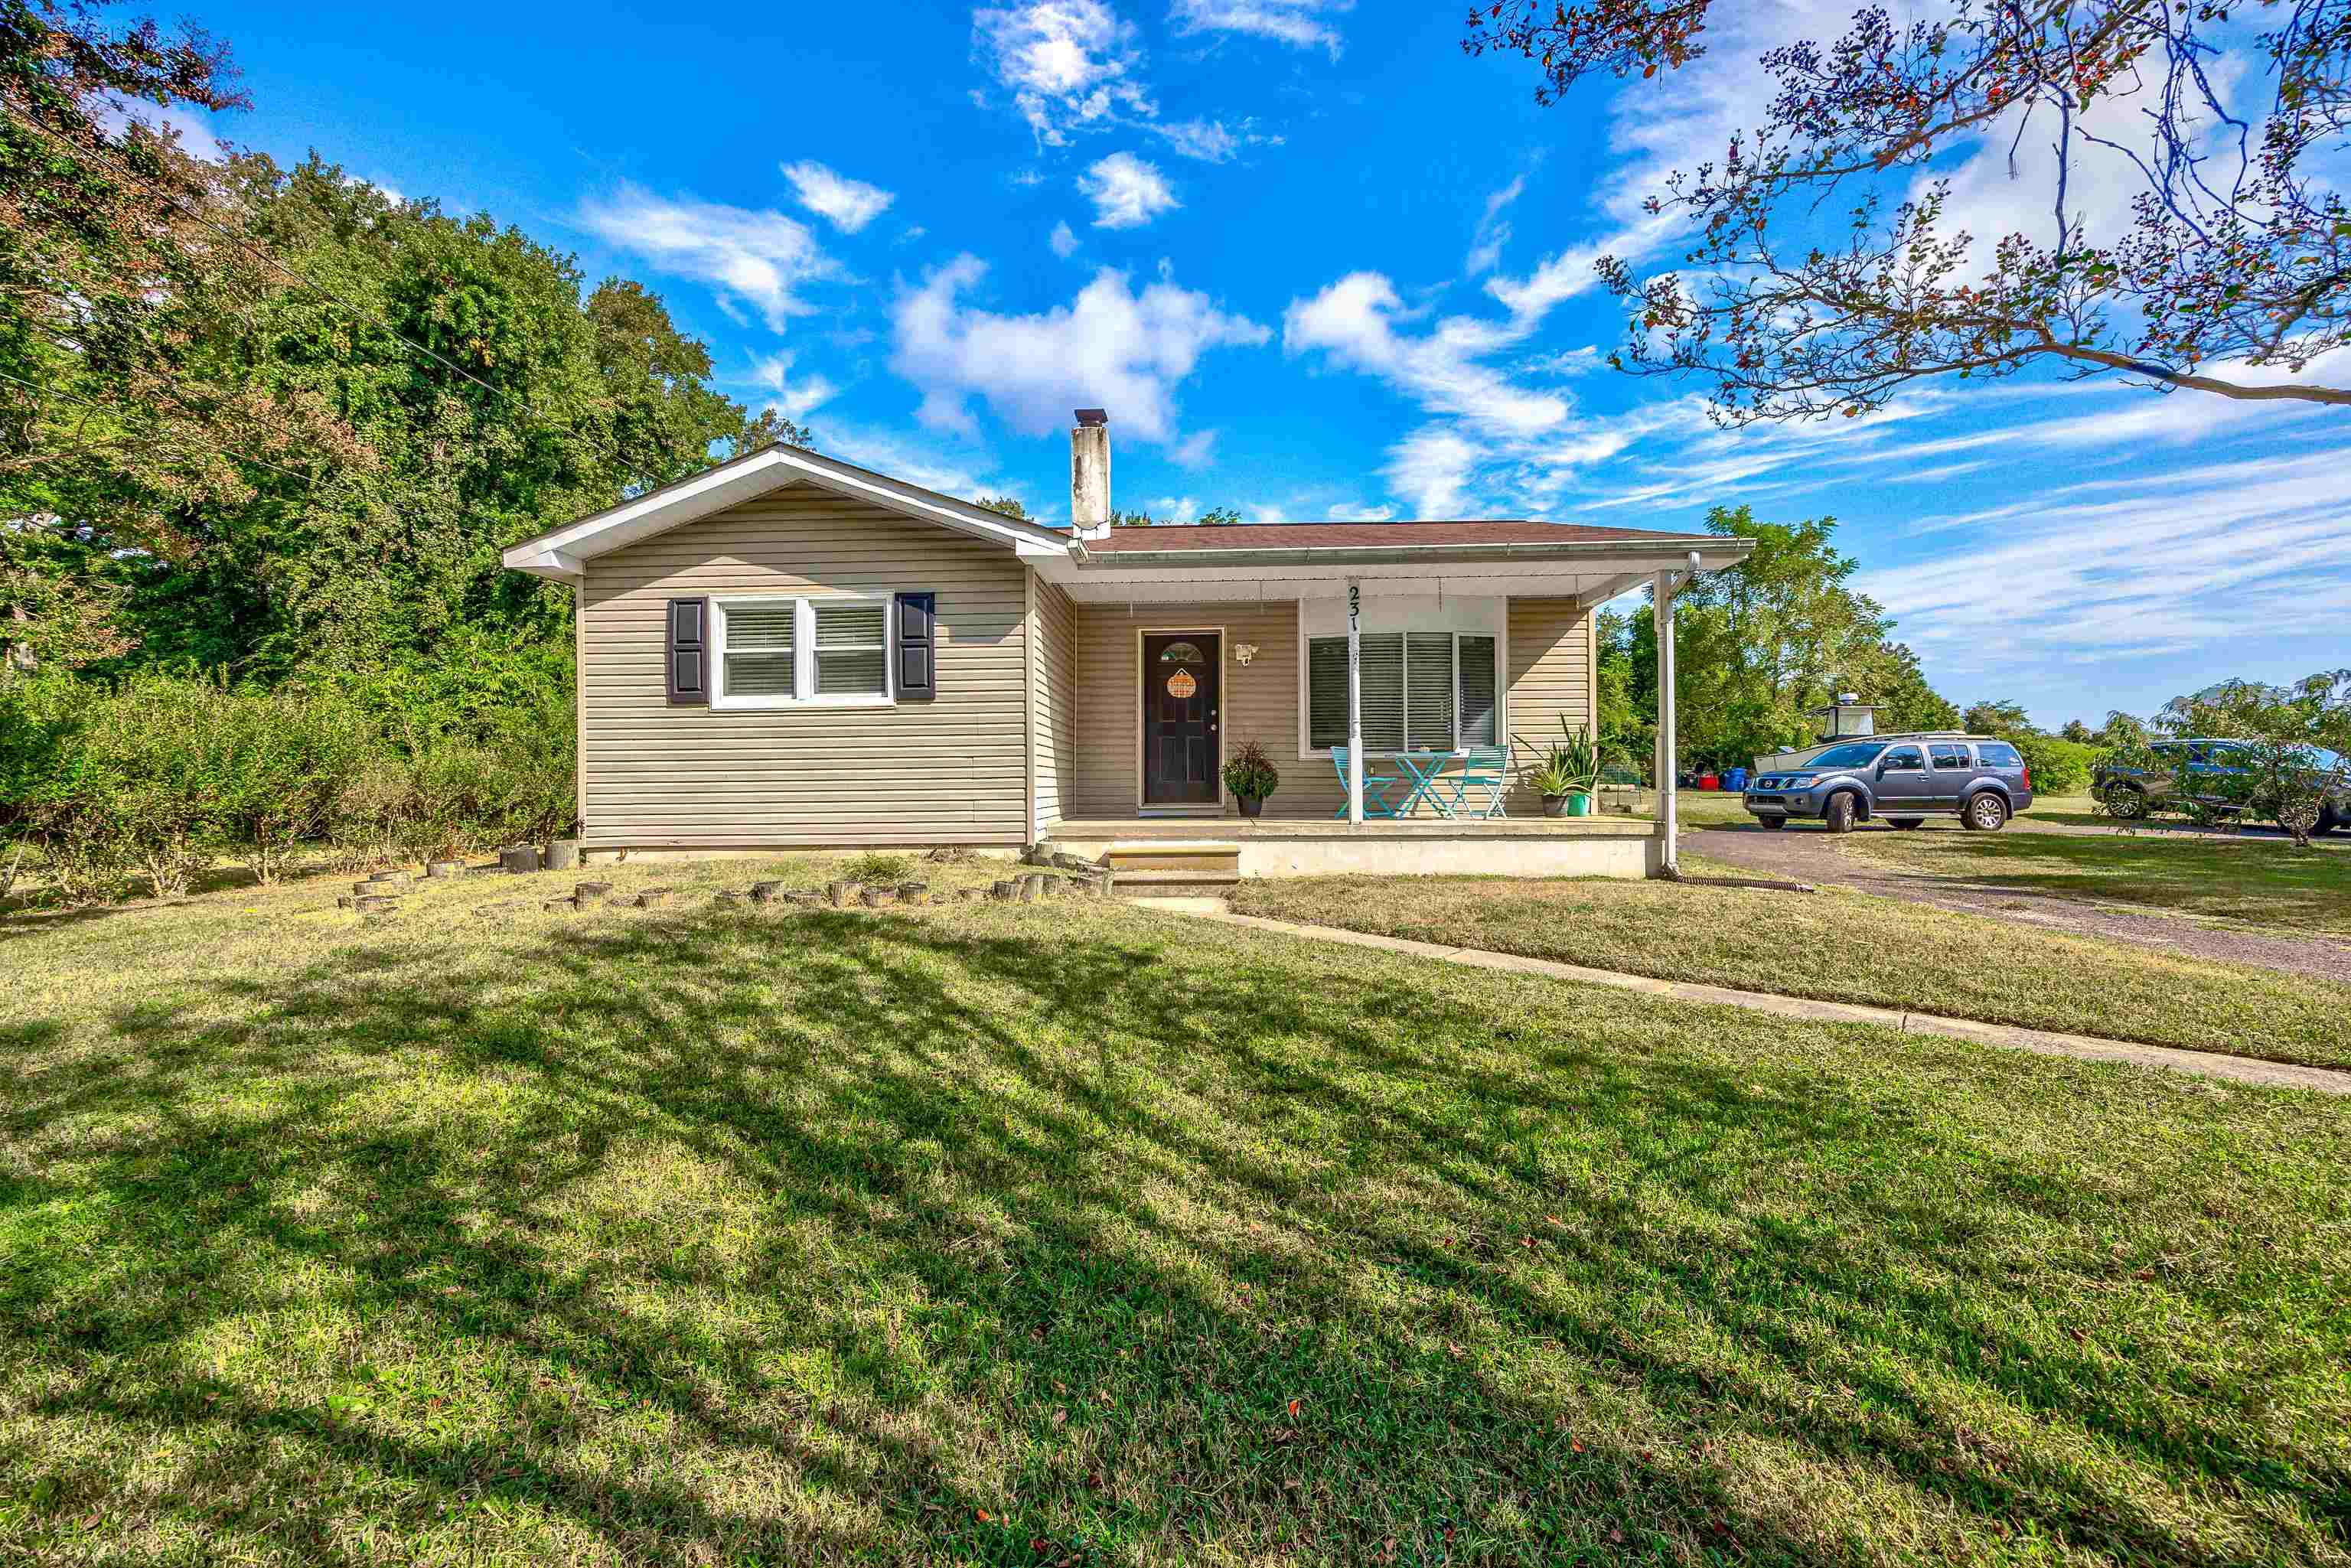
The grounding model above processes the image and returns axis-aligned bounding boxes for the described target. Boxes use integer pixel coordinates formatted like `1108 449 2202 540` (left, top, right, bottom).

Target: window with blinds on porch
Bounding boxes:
1308 632 1498 751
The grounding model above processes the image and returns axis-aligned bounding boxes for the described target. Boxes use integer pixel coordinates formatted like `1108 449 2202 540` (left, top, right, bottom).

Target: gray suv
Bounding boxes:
1742 734 2034 833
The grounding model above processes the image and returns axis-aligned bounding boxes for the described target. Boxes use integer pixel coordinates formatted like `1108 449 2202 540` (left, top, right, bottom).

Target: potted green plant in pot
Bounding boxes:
1222 738 1280 819
1513 720 1604 817
1524 752 1579 817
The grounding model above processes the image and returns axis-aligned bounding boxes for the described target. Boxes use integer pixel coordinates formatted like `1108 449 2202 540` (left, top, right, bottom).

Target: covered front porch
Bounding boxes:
1035 521 1751 878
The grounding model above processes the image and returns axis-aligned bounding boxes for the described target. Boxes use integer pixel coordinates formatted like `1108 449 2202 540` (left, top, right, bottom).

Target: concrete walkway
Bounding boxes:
1156 905 2351 1097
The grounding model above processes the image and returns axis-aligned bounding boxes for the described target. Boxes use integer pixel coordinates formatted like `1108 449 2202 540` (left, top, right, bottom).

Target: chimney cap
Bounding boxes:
1073 407 1109 427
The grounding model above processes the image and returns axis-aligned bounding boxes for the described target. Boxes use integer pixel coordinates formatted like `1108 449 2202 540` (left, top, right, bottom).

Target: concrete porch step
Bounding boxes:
1102 841 1241 875
1107 867 1244 895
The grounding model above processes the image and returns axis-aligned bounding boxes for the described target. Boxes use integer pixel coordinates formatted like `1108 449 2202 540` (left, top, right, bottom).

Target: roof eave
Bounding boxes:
1073 536 1756 570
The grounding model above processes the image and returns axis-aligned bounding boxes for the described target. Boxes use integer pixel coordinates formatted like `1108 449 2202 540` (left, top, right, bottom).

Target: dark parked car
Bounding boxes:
1742 734 2034 833
2094 738 2349 833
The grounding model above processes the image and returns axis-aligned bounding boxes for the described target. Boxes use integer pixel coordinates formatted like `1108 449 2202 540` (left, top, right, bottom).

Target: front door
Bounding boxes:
1142 633 1221 806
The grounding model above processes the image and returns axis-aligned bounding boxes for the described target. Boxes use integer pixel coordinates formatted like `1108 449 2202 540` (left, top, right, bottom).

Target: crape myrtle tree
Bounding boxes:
1465 0 2351 418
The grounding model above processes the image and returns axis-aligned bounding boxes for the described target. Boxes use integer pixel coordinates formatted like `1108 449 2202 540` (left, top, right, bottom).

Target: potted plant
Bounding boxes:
1524 753 1580 817
1513 719 1604 817
1221 738 1280 819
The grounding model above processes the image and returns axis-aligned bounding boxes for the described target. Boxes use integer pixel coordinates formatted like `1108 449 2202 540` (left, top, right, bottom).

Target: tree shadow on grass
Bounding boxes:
2 904 2346 1565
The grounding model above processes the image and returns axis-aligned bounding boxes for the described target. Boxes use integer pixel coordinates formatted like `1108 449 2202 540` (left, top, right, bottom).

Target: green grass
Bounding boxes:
1228 872 2351 1068
5 862 2350 1566
1842 823 2351 932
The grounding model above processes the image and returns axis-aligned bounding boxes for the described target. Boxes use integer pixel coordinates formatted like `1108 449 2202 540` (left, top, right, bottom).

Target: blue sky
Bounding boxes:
171 0 2349 726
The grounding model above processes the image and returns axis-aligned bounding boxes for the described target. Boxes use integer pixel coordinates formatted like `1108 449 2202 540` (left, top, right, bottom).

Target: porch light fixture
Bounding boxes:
1234 642 1257 666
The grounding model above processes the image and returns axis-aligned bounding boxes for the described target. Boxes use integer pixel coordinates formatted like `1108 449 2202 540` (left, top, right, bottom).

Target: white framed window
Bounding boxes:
711 594 895 709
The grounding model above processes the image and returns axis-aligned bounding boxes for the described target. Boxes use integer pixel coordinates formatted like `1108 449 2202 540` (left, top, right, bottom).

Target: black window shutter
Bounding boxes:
667 597 708 705
895 592 936 702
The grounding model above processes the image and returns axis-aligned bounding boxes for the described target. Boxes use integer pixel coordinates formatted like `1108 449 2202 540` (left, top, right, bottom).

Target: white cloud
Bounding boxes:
1284 272 1568 437
889 254 1268 443
1170 429 1220 466
1519 345 1605 378
745 351 838 421
781 161 895 233
1169 0 1348 57
1857 448 2351 674
820 422 1003 501
1148 116 1278 162
1382 427 1483 517
1050 220 1080 258
1465 174 1524 276
96 98 227 161
973 0 1152 146
1078 152 1179 228
1149 494 1200 522
579 185 838 331
1325 500 1394 521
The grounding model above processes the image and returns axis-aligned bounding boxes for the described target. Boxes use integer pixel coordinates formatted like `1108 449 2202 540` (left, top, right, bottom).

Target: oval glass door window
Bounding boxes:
1166 668 1198 699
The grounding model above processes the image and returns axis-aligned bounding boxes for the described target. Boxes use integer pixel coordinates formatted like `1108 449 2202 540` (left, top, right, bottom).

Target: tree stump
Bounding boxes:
352 895 398 913
544 839 580 871
426 859 463 879
958 887 986 903
634 887 672 908
501 846 541 875
859 886 894 907
1020 873 1046 903
1052 852 1093 873
827 880 859 908
711 891 742 908
897 881 928 903
1095 872 1115 898
749 879 787 904
336 895 354 909
990 880 1018 901
573 881 613 904
542 896 577 913
784 890 823 907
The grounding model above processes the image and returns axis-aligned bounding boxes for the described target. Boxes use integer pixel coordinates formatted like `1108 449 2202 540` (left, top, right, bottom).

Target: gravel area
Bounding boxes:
1690 821 2351 987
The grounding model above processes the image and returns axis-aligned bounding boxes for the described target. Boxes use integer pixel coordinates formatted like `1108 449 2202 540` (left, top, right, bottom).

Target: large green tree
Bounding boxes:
1611 503 1961 772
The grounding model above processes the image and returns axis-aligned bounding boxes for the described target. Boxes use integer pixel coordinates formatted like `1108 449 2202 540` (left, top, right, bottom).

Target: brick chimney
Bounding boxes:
1070 408 1110 540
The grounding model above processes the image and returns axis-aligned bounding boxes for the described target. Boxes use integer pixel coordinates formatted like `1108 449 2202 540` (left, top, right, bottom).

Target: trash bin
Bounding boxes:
1724 767 1749 793
1698 772 1720 791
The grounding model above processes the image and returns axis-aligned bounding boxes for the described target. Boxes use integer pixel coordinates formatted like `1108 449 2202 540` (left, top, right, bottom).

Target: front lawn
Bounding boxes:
1841 823 2351 932
1227 873 2351 1068
5 865 2349 1566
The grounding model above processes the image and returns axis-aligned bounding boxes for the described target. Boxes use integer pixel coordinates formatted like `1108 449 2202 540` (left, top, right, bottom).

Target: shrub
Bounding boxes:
843 851 914 885
2009 734 2096 796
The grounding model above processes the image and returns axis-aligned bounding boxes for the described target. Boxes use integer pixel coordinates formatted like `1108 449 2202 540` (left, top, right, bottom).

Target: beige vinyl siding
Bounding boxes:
1073 601 1342 819
1032 575 1078 830
578 487 1029 846
1503 597 1593 813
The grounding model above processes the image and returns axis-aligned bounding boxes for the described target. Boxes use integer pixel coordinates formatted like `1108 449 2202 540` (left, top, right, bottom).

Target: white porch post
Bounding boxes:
1346 579 1365 824
1652 568 1679 876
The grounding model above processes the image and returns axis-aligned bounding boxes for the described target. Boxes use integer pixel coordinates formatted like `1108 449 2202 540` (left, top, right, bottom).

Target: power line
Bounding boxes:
0 364 318 487
0 99 636 472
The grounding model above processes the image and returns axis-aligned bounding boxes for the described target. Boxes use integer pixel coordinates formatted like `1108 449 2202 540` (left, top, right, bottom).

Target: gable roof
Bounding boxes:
500 443 1071 582
1079 520 1720 553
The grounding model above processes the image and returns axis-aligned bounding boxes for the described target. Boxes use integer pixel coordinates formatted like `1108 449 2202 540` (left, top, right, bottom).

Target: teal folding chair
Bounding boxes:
1329 746 1407 819
1444 746 1511 818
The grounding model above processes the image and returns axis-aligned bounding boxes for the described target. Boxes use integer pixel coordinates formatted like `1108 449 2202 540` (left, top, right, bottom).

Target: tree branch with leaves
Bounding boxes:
1468 0 2351 419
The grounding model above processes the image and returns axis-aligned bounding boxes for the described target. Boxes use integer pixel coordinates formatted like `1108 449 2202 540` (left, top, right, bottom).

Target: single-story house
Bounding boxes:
502 410 1751 882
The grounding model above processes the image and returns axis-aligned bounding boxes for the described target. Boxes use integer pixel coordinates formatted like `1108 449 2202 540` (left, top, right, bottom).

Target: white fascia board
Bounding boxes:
498 445 1067 574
